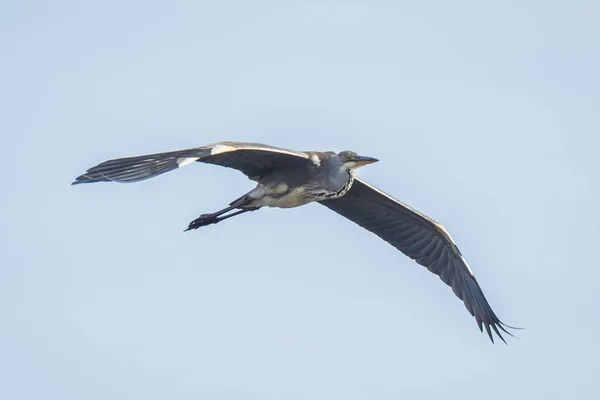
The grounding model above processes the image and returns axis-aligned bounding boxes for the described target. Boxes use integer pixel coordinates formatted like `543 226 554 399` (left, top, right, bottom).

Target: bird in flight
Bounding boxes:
73 141 518 343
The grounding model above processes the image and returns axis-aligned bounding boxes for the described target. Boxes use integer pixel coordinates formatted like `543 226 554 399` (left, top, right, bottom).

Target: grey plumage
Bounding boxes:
73 141 519 343
320 178 516 342
71 142 311 184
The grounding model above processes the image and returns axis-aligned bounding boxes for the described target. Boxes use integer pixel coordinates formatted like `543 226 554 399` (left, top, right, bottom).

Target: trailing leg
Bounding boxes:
184 206 258 231
185 187 264 231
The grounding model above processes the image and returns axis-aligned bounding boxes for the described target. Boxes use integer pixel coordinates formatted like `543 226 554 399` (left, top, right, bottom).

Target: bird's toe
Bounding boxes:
185 214 216 231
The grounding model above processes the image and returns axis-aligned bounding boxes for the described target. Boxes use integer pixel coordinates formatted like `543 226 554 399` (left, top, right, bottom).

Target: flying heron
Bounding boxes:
73 141 518 343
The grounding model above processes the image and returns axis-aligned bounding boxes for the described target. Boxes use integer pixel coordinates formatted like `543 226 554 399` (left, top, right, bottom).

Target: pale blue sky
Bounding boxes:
1 1 599 399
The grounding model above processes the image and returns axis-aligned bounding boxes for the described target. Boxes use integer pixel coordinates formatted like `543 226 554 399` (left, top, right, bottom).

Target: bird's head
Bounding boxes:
337 150 379 170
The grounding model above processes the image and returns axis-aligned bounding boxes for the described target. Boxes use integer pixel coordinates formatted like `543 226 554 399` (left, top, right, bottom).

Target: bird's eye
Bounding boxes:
344 155 352 161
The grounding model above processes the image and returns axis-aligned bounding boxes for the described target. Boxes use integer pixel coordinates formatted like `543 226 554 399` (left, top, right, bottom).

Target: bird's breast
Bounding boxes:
309 172 355 200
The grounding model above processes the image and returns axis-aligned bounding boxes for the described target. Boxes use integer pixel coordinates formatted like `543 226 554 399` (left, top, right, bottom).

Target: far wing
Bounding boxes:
319 177 516 343
72 141 311 184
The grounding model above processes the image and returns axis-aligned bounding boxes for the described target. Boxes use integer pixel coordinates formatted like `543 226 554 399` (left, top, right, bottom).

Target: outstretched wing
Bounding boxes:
319 177 517 343
72 141 311 184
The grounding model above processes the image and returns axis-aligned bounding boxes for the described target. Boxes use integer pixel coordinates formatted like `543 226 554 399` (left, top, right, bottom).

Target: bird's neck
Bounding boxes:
336 169 355 197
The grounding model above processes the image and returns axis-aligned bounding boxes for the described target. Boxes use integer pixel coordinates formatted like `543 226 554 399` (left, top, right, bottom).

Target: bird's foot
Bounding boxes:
185 213 218 231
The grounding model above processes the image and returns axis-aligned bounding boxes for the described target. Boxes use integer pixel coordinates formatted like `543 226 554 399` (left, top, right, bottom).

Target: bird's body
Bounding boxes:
73 141 519 343
235 151 356 210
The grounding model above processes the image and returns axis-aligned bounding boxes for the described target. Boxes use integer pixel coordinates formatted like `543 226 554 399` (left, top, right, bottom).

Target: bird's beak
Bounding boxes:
354 155 379 167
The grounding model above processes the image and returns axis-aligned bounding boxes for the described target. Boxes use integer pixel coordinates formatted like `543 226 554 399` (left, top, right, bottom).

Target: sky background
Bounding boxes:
2 1 599 399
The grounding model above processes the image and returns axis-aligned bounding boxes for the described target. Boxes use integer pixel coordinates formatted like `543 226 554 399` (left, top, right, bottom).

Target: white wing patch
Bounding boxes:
310 154 321 167
177 157 199 167
210 143 310 159
210 144 237 155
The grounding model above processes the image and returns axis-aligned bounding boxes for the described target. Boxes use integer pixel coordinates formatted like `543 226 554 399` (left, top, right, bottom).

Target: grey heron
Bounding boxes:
73 141 518 343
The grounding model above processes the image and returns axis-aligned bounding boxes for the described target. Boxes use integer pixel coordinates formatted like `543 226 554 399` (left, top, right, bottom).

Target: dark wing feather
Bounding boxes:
320 177 518 343
72 141 311 185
